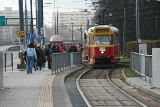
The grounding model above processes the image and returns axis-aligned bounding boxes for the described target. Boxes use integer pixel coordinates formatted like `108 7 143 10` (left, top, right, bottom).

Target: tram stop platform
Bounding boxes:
125 77 160 102
0 65 160 107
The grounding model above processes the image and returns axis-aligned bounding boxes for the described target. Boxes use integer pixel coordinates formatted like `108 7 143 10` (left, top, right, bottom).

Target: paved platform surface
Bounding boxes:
0 64 83 107
1 68 55 107
1 65 160 107
122 69 160 102
126 77 160 102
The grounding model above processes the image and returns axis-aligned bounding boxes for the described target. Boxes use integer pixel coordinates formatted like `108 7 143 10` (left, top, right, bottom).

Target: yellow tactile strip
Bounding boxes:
37 75 55 107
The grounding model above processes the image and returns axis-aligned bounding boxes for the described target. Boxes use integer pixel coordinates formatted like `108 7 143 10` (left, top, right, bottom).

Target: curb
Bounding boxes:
122 68 160 103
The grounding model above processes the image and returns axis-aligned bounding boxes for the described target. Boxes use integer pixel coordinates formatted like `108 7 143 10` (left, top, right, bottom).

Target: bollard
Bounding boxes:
4 53 6 72
11 53 13 70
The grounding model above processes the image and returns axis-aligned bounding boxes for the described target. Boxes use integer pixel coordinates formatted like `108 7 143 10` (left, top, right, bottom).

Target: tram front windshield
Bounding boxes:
95 35 111 45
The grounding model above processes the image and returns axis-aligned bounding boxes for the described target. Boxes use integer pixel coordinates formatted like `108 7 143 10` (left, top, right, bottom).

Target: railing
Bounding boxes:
51 52 82 74
130 52 152 83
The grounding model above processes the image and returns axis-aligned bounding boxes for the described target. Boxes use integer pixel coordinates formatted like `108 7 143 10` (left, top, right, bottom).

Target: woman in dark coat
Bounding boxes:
35 44 46 70
44 44 51 69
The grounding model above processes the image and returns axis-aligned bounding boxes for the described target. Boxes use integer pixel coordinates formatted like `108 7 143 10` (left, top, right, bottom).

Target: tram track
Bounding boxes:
79 68 144 107
65 64 160 107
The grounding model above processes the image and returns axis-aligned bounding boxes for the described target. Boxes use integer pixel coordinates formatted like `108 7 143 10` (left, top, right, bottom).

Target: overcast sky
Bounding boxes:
0 0 91 26
0 0 90 12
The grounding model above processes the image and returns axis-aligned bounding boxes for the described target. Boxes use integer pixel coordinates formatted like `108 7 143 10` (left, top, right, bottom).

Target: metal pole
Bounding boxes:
87 19 89 30
40 0 43 28
11 53 13 70
35 0 38 43
25 0 28 46
4 53 6 71
19 0 24 31
40 0 44 45
155 15 158 39
30 0 34 43
54 0 56 35
123 7 126 56
37 0 41 43
19 0 24 65
71 23 73 43
136 0 140 41
56 0 58 35
103 10 105 25
136 0 140 52
80 23 82 44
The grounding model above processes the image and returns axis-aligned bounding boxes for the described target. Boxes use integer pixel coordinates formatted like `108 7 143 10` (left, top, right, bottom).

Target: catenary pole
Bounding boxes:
30 0 34 43
19 0 24 64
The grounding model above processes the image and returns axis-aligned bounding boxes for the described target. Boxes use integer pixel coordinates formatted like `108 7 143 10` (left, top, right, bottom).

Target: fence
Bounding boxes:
0 51 16 89
2 51 82 74
3 52 14 71
130 52 152 83
3 51 21 71
51 52 82 74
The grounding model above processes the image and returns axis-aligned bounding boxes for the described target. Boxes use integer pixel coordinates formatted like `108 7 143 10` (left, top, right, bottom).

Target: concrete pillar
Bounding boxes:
152 48 160 88
139 43 147 54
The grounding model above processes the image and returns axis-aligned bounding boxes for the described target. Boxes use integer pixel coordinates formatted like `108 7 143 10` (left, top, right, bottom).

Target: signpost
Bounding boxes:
16 31 26 37
25 33 36 39
0 16 6 26
40 28 44 46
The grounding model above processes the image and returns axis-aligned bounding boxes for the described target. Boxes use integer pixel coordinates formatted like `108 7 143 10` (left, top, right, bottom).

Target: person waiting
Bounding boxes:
26 43 37 74
69 43 78 53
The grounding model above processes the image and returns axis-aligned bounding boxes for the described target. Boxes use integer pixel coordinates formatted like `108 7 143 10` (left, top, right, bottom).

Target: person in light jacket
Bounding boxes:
26 43 37 74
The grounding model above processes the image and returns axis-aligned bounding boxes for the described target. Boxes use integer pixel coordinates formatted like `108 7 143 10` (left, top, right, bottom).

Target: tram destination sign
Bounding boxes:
0 16 5 26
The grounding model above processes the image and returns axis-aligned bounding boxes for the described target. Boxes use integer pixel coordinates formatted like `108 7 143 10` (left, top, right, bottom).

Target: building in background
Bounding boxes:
50 9 94 42
0 7 30 45
56 9 94 27
0 7 18 44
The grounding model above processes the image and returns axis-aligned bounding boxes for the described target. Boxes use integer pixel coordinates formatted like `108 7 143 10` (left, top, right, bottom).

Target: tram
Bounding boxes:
84 24 120 65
